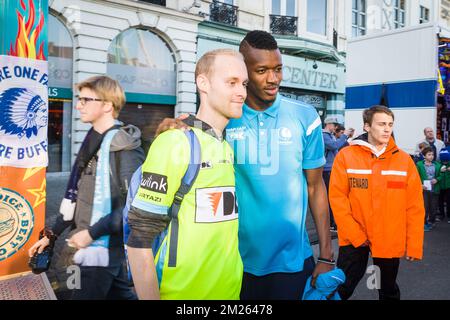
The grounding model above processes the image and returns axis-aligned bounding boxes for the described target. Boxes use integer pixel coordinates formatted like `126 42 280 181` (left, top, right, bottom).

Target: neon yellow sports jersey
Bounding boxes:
132 125 243 300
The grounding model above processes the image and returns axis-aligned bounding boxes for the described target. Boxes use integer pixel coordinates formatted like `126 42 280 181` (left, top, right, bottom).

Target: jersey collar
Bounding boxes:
243 94 281 121
183 114 224 141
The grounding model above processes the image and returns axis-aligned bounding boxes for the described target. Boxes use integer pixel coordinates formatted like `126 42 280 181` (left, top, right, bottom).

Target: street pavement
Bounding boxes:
45 173 450 300
311 220 450 300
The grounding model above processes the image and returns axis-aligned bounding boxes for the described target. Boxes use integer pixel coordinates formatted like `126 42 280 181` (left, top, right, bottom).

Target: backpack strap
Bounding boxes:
167 129 201 267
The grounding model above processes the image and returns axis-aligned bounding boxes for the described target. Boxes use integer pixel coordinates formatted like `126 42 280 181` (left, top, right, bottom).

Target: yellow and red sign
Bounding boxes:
0 0 48 277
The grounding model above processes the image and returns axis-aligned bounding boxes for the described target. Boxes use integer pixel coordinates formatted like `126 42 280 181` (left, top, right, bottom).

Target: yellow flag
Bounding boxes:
438 68 446 95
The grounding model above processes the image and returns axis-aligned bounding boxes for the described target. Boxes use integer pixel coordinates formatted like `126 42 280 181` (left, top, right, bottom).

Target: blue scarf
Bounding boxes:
59 128 103 221
73 129 119 267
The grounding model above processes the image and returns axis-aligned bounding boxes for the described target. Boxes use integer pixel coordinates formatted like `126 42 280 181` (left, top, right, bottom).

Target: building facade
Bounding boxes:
344 0 438 42
196 0 347 125
48 0 202 171
47 0 348 172
343 0 450 153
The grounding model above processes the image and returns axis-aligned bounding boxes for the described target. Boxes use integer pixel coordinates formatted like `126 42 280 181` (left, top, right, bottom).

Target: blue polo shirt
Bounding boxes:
226 94 325 276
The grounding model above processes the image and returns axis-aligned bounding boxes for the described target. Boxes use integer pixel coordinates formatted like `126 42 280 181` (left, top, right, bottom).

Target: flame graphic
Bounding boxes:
208 192 222 216
8 0 46 60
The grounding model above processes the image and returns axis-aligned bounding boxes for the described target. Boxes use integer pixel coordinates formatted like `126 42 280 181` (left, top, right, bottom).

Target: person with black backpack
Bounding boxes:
28 75 144 300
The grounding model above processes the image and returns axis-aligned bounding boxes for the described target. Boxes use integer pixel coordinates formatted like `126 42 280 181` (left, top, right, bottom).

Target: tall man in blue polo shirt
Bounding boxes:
230 30 333 299
156 31 334 299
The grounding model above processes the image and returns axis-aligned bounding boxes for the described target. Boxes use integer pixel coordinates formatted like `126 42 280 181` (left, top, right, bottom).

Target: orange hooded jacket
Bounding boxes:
329 134 424 259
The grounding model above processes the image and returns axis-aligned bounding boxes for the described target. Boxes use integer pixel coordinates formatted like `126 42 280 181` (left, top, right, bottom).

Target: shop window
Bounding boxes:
279 88 327 119
107 28 176 98
118 103 174 154
108 29 176 150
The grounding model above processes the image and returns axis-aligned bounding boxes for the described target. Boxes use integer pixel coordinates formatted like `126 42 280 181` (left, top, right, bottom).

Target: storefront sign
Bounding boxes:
281 55 345 94
48 86 72 99
107 63 176 96
197 37 345 94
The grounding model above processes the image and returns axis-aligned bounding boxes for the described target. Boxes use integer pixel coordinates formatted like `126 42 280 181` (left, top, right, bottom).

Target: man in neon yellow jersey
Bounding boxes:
126 49 248 299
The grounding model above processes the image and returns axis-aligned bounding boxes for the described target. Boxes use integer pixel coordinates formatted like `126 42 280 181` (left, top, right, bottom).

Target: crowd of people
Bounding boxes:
413 127 450 231
26 30 430 301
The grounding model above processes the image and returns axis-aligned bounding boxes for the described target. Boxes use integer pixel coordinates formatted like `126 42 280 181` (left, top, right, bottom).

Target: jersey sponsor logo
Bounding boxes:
279 127 293 145
195 186 238 223
0 188 34 261
349 177 369 189
226 126 246 141
140 173 168 194
201 161 213 169
137 192 162 203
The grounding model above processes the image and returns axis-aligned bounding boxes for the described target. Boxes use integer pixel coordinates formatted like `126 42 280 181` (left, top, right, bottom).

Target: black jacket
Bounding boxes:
52 124 145 266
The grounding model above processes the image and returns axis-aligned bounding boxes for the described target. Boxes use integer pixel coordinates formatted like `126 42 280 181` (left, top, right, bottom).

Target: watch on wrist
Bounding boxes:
317 257 336 265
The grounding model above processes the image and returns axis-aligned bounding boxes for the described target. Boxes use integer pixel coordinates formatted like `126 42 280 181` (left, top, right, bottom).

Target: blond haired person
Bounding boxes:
29 75 144 300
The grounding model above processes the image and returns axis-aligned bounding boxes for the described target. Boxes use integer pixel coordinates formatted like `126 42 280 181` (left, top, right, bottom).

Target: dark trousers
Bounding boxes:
322 170 336 227
70 264 136 300
423 191 438 223
337 245 400 300
240 256 315 300
438 188 450 218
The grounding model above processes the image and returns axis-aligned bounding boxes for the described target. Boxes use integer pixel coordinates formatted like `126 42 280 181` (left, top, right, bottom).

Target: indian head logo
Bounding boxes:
0 188 34 261
0 87 47 139
195 187 238 223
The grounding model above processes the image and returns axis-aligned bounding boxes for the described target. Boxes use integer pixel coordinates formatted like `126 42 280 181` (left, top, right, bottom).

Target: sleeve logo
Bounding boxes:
140 173 168 194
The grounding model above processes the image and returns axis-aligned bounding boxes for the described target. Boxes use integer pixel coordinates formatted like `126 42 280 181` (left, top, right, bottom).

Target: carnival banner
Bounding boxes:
0 55 49 167
0 0 48 277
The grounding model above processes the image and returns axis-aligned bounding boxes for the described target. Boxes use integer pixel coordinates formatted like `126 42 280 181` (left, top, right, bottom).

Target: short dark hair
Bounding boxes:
422 146 433 157
240 30 278 50
336 124 345 132
363 105 395 126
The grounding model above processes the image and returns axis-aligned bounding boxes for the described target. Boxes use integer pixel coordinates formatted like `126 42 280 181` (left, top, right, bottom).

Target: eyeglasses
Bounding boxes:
76 95 104 106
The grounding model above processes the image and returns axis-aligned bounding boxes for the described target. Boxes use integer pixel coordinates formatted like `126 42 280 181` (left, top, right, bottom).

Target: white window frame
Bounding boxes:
420 5 430 24
271 0 297 17
352 0 366 37
306 0 328 36
393 0 406 28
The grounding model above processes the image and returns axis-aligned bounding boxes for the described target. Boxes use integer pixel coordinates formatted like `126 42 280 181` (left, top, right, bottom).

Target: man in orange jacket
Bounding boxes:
329 105 424 300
